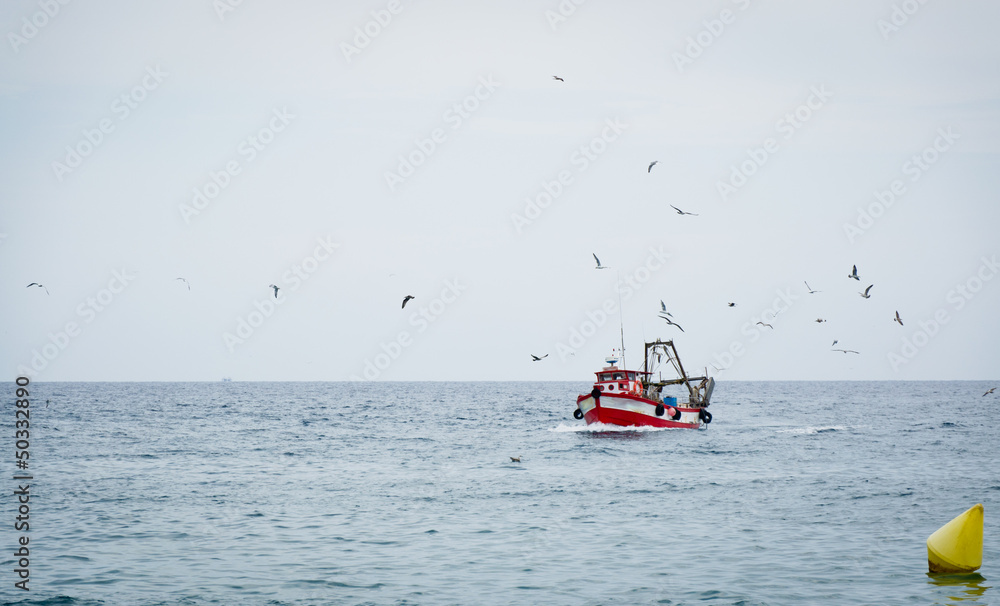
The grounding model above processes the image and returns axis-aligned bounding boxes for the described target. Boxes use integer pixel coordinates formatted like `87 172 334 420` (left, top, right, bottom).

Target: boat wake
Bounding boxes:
550 422 670 433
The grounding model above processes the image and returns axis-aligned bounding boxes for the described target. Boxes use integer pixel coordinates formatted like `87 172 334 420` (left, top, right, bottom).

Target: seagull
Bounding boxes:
894 311 903 326
859 285 873 299
756 321 773 329
670 205 698 216
26 282 49 295
711 364 726 373
984 388 996 397
804 281 820 294
848 265 860 281
648 161 659 173
402 295 415 309
268 284 279 298
552 75 564 82
815 318 827 323
659 314 685 332
660 300 673 317
833 348 860 354
831 340 838 347
175 277 190 290
593 253 608 269
530 354 548 361
510 456 522 463
728 302 736 307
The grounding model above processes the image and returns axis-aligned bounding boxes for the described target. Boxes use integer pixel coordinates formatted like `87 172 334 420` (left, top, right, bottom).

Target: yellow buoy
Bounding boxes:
927 503 984 574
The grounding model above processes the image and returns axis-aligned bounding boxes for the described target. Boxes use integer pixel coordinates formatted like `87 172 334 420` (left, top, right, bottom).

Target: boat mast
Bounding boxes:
617 270 626 369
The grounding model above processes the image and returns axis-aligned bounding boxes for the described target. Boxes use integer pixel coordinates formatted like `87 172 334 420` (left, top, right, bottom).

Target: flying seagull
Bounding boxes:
659 314 685 332
593 253 608 269
552 75 564 82
530 354 548 361
648 161 659 173
815 318 827 323
804 281 820 294
831 340 839 347
670 205 698 216
756 321 773 329
833 348 860 354
848 265 860 281
894 311 903 326
402 295 415 309
728 302 736 307
26 282 49 295
660 300 673 317
859 285 873 299
268 284 279 298
175 277 190 290
984 388 996 397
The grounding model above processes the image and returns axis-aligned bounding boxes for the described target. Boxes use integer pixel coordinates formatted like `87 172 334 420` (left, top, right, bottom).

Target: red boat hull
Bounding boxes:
575 393 704 429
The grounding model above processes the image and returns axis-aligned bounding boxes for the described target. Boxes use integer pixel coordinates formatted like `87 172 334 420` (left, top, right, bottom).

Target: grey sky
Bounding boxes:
2 0 998 381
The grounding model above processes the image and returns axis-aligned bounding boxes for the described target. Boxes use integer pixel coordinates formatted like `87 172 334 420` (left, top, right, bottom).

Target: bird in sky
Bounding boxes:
531 354 548 361
659 314 685 332
660 300 674 317
815 318 827 323
670 205 698 216
894 311 903 326
832 340 839 347
728 302 736 307
175 277 190 290
593 253 608 269
26 282 49 294
648 161 659 173
833 348 860 354
552 75 564 82
804 281 820 294
848 265 860 281
402 295 415 309
984 388 996 397
859 285 873 299
756 321 774 330
268 284 279 298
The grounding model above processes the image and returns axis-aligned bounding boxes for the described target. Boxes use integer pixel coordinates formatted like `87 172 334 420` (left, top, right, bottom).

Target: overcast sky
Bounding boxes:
2 0 998 381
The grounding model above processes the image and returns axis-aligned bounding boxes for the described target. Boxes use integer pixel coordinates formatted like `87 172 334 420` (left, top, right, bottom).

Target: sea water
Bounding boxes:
2 381 997 605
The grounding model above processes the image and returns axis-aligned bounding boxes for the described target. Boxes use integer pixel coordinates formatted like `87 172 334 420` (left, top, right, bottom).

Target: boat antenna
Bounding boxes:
616 269 626 368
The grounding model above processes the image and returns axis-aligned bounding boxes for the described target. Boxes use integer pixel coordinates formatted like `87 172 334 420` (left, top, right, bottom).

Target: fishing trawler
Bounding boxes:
573 339 714 428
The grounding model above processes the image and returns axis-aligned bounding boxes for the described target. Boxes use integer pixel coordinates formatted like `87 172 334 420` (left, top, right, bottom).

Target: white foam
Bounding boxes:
777 425 848 435
549 422 669 433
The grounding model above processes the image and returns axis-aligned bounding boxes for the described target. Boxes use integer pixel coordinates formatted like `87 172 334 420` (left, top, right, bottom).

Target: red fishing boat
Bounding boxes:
573 339 715 428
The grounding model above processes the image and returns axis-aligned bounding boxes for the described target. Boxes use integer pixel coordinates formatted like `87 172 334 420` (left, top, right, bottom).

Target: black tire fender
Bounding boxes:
573 408 584 420
671 407 682 421
654 403 665 417
590 387 601 400
699 409 713 424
